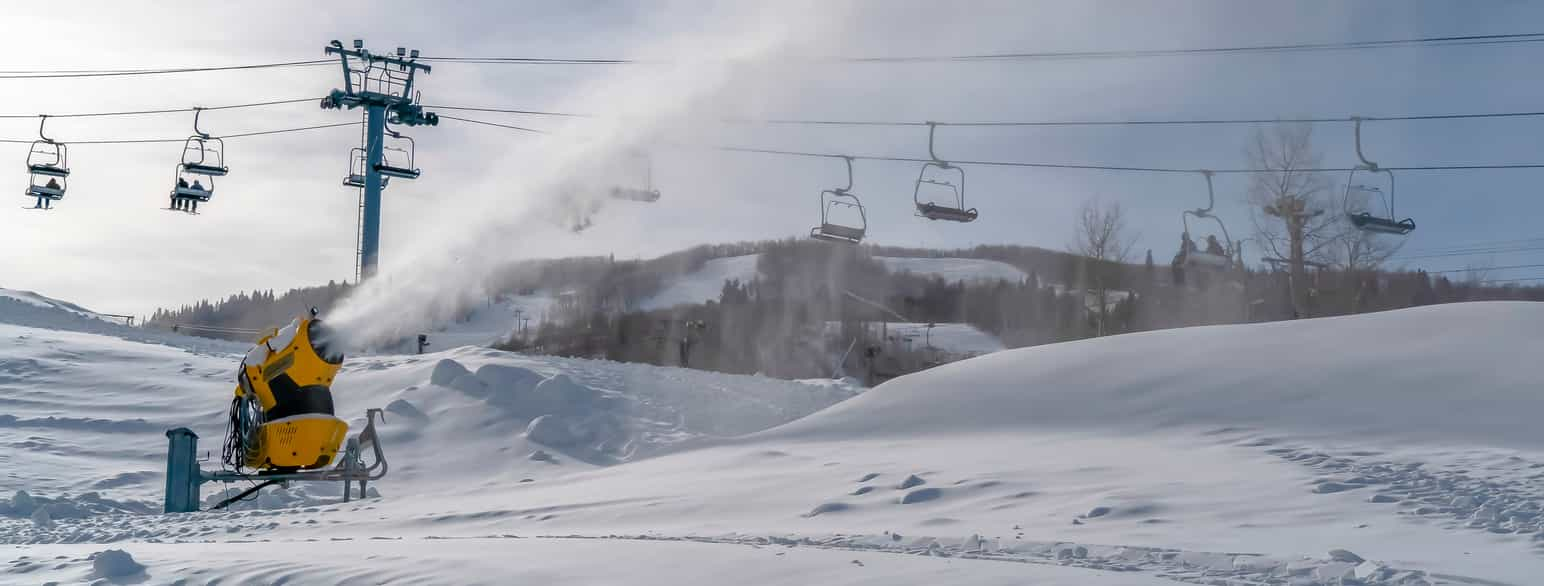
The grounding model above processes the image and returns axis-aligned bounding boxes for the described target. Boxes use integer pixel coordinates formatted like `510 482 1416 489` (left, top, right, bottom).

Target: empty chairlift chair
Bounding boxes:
1343 117 1415 236
609 151 662 202
810 156 867 244
373 126 420 180
23 115 69 208
913 122 977 223
344 147 368 188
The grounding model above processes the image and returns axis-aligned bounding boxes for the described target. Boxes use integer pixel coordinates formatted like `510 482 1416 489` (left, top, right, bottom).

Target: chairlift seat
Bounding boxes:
811 223 864 244
26 185 63 199
1183 250 1231 269
610 187 661 202
174 186 213 201
343 174 389 189
28 164 69 178
374 164 420 180
183 163 228 177
1348 212 1415 235
916 203 978 223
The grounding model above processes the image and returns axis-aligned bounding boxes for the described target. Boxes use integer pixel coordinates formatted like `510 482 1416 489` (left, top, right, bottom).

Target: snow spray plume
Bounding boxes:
327 3 847 351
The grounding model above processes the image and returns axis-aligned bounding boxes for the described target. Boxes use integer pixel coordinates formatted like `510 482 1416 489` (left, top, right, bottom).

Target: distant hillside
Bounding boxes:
148 239 1543 383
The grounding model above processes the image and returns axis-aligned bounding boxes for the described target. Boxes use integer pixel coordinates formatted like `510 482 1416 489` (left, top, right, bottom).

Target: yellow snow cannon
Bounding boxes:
223 311 349 473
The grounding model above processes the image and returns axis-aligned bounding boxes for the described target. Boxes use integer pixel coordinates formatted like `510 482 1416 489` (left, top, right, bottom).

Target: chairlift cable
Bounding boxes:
435 114 1544 175
1422 263 1544 274
435 115 547 134
0 122 359 145
423 103 1544 128
0 97 321 120
0 60 332 79
416 31 1544 65
1392 245 1544 261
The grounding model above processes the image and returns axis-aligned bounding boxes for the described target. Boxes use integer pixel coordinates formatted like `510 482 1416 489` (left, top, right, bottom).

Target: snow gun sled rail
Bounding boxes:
163 408 389 513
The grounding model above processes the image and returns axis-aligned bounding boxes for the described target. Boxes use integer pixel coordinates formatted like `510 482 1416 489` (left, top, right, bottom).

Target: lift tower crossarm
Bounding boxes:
320 39 438 281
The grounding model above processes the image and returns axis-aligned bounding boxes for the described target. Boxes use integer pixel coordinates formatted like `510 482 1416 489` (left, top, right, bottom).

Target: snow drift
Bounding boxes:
773 302 1544 447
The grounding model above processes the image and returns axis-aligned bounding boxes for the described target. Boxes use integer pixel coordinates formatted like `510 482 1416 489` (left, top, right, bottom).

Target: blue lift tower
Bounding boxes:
321 39 437 280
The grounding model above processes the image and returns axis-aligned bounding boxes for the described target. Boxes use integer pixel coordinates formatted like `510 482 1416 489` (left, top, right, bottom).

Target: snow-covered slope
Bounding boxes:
875 256 1027 283
0 287 117 325
403 292 556 351
5 300 1544 585
827 321 1005 357
639 254 762 310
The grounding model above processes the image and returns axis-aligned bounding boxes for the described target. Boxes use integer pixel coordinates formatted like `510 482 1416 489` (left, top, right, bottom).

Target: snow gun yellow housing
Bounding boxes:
224 313 349 472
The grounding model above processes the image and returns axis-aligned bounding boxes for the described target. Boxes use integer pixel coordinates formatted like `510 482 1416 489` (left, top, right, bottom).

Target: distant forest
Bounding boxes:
149 238 1544 384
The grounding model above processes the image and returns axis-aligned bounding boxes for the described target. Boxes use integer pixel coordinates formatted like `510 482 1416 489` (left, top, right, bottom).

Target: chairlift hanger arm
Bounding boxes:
37 115 53 142
925 121 947 164
1351 117 1378 171
192 107 209 139
1194 170 1215 215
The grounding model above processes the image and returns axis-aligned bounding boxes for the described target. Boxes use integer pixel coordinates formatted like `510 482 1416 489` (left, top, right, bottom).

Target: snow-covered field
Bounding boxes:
3 293 1543 585
874 256 1027 283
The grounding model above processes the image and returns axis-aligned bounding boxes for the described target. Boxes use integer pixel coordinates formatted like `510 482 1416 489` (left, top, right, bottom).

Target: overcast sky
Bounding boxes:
4 1 1543 319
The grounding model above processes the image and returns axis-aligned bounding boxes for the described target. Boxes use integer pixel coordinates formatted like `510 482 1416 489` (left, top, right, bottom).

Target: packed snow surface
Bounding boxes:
639 254 763 310
4 293 1543 585
874 256 1027 283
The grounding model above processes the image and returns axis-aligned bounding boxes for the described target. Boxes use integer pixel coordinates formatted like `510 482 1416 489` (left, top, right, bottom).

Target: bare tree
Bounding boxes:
1245 123 1341 318
1071 198 1137 335
1461 262 1493 285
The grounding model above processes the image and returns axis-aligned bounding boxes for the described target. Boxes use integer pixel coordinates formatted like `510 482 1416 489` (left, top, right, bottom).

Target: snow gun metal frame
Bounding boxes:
162 408 389 513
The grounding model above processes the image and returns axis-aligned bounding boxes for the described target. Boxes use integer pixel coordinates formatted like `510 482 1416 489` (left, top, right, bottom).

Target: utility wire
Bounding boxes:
423 103 1544 128
418 31 1544 65
0 122 358 145
0 97 321 120
0 60 332 79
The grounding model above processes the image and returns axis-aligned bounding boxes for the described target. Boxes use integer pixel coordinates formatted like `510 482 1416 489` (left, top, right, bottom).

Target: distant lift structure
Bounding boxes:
1176 170 1235 270
321 39 438 281
914 122 977 223
810 155 867 244
609 150 662 202
167 108 228 214
1344 117 1415 235
23 115 69 210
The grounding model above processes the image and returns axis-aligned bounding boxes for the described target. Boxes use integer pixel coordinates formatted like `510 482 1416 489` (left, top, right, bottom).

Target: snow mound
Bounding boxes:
773 302 1544 448
639 254 761 310
875 256 1027 283
89 549 145 579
